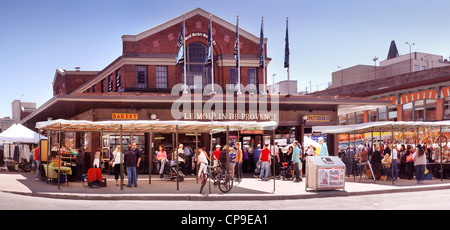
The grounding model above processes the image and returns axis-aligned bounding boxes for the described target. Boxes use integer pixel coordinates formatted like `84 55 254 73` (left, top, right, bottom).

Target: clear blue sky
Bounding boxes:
1 0 450 119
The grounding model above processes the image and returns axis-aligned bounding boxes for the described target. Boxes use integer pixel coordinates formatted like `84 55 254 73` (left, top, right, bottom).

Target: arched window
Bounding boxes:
182 42 212 90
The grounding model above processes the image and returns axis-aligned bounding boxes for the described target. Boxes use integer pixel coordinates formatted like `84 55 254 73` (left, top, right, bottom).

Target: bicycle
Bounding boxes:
199 164 233 194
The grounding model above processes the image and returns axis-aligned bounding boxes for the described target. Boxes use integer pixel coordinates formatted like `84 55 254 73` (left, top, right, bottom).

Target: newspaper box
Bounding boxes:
305 156 346 192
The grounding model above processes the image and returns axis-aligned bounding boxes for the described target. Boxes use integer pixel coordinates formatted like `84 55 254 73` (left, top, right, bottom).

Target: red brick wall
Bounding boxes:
84 13 265 93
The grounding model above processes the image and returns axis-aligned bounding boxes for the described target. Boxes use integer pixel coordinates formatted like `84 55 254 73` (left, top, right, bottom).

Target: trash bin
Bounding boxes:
305 156 346 192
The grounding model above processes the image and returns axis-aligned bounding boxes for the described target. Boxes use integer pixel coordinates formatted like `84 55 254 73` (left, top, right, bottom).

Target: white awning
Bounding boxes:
313 121 450 134
36 119 278 134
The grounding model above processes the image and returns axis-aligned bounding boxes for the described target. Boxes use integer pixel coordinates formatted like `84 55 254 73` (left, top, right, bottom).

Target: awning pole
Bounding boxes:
176 124 179 191
226 126 229 177
120 124 124 191
57 122 62 190
149 128 153 184
440 126 443 181
195 129 199 184
347 133 350 178
272 126 276 194
392 125 395 185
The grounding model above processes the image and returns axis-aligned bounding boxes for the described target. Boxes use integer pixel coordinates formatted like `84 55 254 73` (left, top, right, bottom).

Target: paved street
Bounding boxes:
1 189 449 210
1 172 450 210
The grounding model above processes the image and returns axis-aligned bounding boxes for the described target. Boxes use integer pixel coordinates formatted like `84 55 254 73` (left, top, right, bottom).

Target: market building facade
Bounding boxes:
21 8 389 175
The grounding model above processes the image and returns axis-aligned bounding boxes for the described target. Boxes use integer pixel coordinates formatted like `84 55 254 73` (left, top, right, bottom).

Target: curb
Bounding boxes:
3 183 450 201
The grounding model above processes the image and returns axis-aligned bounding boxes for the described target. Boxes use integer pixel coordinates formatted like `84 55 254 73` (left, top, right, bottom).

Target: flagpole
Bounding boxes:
210 14 215 95
183 15 188 94
286 17 290 96
237 15 242 95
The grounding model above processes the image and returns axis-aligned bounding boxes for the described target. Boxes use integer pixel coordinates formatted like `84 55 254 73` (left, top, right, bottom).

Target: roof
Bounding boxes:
122 8 265 45
313 121 450 134
36 119 278 134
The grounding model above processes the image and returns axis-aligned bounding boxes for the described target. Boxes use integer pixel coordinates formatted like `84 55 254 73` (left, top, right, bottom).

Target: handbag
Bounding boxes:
406 154 414 163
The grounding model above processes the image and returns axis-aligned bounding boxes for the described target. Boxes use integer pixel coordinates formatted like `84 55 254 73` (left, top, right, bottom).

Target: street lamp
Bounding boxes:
406 42 415 72
301 115 308 151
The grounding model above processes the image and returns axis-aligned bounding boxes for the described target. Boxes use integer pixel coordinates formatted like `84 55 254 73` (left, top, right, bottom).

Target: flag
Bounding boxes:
284 18 290 68
259 18 264 69
234 16 239 68
205 21 212 66
175 21 184 66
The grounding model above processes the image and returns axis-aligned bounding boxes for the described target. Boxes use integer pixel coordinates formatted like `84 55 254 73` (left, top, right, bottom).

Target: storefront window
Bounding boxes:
339 115 347 126
425 99 437 121
378 106 387 121
388 105 397 121
403 102 413 121
347 113 355 125
182 43 212 90
444 97 450 120
414 100 424 121
369 109 378 122
356 112 365 124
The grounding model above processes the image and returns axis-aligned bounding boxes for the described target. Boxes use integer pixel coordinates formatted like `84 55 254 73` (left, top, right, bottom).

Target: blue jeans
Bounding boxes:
127 167 137 186
390 159 398 180
260 161 270 181
415 164 425 182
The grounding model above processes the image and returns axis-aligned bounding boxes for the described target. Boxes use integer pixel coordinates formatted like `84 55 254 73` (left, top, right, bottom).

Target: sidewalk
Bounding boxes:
1 172 450 201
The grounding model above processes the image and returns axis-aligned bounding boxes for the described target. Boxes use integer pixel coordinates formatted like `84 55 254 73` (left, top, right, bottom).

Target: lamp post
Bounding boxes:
406 42 415 72
301 115 308 150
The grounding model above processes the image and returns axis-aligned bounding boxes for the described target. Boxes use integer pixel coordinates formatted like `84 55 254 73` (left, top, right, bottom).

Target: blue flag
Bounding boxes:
234 16 239 68
284 18 289 68
259 18 264 69
175 22 184 66
205 21 212 66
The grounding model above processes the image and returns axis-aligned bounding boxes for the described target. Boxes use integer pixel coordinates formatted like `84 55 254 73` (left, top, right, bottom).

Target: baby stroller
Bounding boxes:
280 161 293 181
162 160 184 182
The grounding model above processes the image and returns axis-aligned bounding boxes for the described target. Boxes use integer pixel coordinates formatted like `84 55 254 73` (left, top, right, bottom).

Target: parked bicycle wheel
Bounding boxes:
218 174 233 193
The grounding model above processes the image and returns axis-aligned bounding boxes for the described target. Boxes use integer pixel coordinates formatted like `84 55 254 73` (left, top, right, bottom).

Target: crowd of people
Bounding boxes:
340 141 445 184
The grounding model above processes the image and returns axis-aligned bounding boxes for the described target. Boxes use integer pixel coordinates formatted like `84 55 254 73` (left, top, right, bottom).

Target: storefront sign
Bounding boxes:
112 113 138 120
182 112 278 121
308 115 330 122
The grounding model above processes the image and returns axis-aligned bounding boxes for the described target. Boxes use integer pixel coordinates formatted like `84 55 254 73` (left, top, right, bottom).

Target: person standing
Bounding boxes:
197 148 209 179
253 144 261 177
72 147 85 182
124 144 137 187
291 141 302 182
111 145 122 186
213 145 221 167
157 145 168 179
33 144 40 180
371 144 382 180
390 144 398 181
228 146 236 179
315 137 329 156
259 144 271 181
413 145 427 184
183 145 193 175
235 142 243 181
132 142 141 174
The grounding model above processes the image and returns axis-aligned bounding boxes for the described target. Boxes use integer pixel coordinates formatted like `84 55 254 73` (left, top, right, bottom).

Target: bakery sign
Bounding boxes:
112 113 138 120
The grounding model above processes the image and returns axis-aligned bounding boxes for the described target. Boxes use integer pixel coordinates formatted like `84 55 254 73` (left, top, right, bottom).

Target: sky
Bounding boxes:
1 0 450 119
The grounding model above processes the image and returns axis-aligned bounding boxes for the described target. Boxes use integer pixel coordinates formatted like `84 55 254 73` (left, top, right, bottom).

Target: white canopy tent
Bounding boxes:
313 121 450 134
0 124 47 143
313 121 450 182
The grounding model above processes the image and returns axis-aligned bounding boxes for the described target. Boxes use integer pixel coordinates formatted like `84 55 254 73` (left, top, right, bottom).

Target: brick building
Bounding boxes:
22 8 388 172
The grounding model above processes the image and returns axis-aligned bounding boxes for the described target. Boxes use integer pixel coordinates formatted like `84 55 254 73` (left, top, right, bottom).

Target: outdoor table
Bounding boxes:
42 164 72 185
